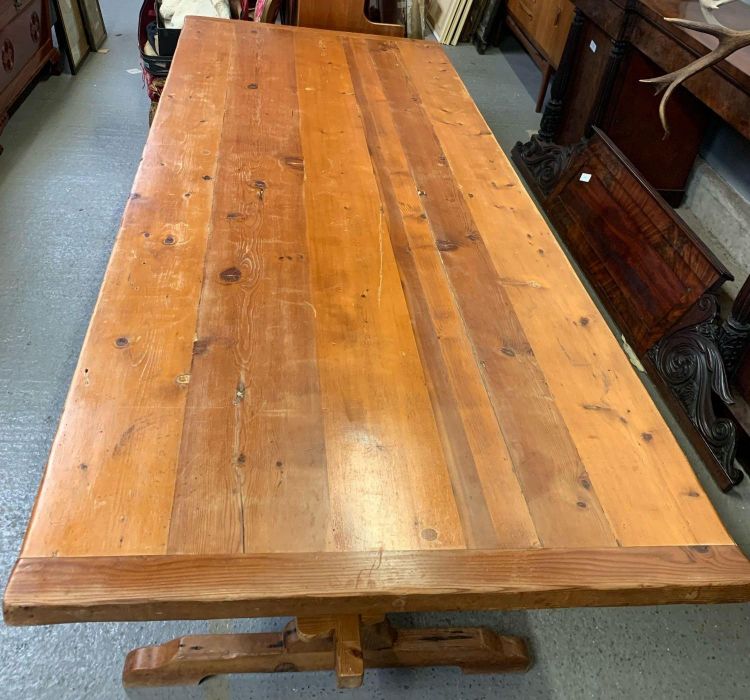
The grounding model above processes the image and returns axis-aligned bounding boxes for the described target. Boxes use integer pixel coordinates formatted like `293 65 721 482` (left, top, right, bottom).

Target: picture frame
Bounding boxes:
52 0 90 74
78 0 108 51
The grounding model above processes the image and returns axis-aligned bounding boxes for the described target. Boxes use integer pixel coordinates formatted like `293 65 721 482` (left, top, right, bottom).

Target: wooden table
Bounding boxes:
4 16 750 690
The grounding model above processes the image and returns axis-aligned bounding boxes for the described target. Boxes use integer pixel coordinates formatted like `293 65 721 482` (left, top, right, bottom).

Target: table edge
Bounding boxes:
5 546 750 626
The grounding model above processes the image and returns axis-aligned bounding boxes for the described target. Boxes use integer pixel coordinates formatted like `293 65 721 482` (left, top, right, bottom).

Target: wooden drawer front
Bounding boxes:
0 0 44 95
1 1 36 27
536 1 575 66
508 0 575 67
507 0 538 34
546 130 730 354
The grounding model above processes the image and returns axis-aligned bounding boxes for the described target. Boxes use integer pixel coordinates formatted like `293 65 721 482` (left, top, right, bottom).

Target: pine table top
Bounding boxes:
5 17 750 626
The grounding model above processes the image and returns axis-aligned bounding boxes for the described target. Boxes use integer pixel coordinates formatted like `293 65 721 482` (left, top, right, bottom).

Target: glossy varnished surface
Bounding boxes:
5 17 750 623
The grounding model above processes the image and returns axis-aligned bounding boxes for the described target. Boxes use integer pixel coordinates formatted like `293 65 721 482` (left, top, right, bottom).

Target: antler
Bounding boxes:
641 18 750 135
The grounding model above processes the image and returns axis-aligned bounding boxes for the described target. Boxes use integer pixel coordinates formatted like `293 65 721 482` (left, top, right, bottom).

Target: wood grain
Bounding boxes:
296 0 404 37
6 18 749 626
121 619 530 686
6 546 750 625
395 39 735 548
19 22 232 557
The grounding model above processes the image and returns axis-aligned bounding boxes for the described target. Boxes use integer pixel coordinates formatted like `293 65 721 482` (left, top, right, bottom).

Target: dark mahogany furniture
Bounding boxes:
0 0 60 152
513 0 750 206
545 129 731 357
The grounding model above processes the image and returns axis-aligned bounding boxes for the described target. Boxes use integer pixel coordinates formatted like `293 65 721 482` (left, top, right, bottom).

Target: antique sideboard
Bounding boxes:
514 0 749 205
0 0 59 152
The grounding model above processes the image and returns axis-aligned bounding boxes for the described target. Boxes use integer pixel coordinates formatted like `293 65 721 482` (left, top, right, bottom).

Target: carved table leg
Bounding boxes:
649 295 743 488
122 614 531 688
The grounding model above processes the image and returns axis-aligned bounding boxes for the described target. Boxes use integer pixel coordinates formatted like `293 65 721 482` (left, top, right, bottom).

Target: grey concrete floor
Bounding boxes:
1 2 749 698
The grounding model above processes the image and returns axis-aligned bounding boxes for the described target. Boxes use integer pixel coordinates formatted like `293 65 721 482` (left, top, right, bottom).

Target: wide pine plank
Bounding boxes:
21 24 232 557
293 31 465 552
166 25 332 555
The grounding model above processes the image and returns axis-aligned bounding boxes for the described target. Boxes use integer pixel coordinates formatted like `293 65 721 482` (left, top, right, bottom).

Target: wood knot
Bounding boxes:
247 83 258 89
641 432 653 442
220 267 242 283
193 339 209 356
421 528 438 541
234 381 246 404
114 337 129 348
436 240 458 252
579 316 590 326
163 235 176 245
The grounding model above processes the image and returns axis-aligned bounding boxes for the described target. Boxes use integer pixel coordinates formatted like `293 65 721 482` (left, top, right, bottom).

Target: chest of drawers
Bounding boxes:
0 0 59 151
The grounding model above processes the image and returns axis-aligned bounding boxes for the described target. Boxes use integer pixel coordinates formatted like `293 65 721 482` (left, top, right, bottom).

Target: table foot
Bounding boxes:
123 615 531 689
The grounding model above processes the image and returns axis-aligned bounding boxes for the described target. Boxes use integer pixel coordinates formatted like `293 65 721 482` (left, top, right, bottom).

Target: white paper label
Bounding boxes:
579 173 592 183
589 40 597 53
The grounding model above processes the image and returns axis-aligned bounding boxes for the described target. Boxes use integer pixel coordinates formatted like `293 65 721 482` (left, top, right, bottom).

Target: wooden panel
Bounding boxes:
603 48 709 198
556 17 611 145
165 25 331 555
546 130 730 354
297 0 404 37
6 546 750 625
507 0 539 37
291 31 465 552
7 18 749 626
537 1 576 67
21 23 233 557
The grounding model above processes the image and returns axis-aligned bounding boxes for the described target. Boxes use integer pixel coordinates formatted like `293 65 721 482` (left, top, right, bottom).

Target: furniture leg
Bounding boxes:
122 614 531 688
